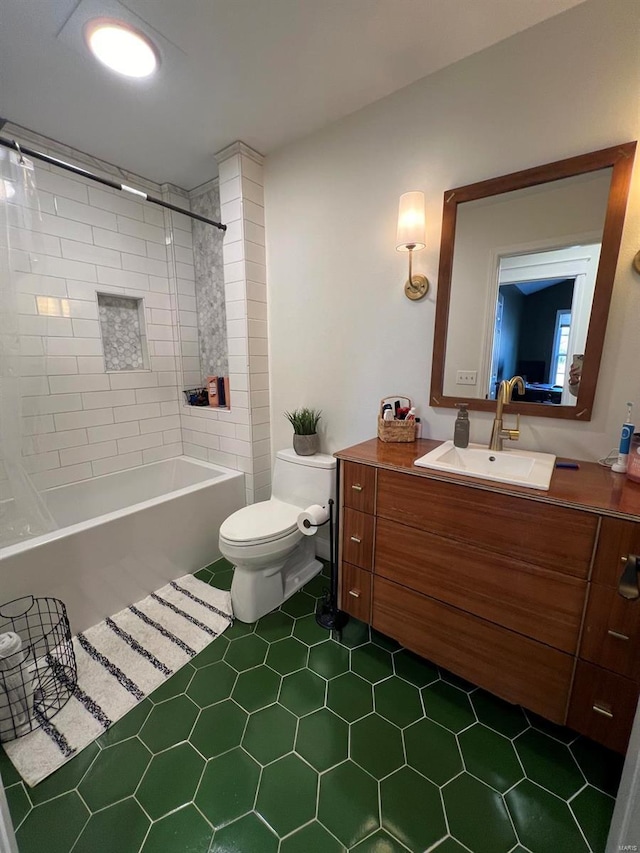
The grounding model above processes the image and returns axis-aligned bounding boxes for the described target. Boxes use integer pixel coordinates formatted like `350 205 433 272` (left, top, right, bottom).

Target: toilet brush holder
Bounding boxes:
314 499 349 632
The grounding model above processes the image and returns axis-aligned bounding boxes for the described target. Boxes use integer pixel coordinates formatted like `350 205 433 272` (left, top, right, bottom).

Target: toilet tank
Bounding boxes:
271 449 336 509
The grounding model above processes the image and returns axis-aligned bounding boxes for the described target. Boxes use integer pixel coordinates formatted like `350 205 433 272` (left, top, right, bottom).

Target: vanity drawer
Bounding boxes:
375 517 586 653
580 583 640 680
376 468 597 578
567 660 639 754
343 462 376 514
340 562 372 622
592 517 640 588
372 575 573 723
342 508 374 570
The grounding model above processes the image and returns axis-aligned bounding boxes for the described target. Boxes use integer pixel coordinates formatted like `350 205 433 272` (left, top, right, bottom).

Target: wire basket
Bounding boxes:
0 596 76 743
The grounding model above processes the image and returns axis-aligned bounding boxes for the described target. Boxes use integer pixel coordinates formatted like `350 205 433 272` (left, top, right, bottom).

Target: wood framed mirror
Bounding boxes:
430 142 636 421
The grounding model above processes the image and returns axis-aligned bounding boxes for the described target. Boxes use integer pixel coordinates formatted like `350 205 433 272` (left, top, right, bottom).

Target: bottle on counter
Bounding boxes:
454 403 470 449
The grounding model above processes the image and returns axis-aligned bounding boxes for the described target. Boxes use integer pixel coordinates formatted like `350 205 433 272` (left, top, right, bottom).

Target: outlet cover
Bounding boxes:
456 370 477 385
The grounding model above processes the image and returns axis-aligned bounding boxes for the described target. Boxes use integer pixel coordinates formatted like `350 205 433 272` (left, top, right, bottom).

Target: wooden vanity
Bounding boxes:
335 438 640 753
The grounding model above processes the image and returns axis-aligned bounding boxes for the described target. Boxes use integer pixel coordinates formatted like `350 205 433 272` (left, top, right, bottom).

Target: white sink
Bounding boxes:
414 441 556 491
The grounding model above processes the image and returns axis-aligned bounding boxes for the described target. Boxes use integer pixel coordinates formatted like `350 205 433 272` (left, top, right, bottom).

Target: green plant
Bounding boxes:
284 407 322 435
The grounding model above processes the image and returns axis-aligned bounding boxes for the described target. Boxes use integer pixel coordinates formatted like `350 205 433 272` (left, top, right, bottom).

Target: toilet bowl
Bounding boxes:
219 449 336 622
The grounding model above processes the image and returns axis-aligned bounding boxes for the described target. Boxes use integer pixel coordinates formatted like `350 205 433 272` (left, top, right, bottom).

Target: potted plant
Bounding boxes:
285 408 322 456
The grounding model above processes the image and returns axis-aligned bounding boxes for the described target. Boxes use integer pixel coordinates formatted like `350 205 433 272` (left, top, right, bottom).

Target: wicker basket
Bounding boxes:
377 396 417 443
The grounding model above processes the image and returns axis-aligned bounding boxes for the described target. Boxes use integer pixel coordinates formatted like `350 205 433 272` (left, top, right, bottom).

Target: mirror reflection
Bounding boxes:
443 168 612 406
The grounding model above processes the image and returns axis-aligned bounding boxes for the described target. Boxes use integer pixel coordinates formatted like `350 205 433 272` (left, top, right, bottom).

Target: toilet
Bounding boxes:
219 449 336 622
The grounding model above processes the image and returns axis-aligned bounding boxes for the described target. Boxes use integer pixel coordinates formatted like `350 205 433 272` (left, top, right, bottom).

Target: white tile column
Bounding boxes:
216 142 270 505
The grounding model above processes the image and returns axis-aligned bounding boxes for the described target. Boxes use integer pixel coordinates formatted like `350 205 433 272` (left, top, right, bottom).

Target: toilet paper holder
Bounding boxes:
313 499 349 633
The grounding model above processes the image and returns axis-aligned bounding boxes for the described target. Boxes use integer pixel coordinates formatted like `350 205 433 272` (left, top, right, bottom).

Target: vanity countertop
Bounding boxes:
335 438 640 521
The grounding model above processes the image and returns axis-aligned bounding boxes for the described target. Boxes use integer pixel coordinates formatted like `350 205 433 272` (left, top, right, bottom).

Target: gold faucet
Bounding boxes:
489 376 525 451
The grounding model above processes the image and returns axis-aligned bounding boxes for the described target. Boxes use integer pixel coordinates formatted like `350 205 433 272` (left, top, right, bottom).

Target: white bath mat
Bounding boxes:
2 575 233 787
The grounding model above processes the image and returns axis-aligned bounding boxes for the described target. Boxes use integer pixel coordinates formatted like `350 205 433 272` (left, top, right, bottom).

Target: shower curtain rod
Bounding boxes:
0 135 226 232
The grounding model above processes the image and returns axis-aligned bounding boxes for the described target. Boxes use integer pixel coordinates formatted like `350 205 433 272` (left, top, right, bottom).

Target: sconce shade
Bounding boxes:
396 191 426 251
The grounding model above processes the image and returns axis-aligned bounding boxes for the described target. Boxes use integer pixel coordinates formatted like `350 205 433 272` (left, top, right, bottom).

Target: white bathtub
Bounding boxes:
0 457 245 633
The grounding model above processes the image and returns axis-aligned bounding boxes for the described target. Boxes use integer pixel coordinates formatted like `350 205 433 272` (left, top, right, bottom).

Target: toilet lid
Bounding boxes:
219 499 301 545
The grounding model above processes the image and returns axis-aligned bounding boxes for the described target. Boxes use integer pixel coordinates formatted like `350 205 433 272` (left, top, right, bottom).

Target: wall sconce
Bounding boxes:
396 191 429 301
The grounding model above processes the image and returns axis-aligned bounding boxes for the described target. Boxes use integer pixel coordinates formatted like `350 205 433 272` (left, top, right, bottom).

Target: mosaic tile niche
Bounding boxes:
98 294 149 372
190 183 228 382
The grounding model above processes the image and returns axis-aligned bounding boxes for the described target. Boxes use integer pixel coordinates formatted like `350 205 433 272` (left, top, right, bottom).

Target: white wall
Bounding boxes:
265 0 640 461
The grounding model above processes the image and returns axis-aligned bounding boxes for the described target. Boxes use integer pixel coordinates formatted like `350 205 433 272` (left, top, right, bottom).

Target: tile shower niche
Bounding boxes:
98 293 150 372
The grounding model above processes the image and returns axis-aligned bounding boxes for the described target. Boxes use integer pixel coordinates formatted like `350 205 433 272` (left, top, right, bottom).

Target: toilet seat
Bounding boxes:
219 499 301 547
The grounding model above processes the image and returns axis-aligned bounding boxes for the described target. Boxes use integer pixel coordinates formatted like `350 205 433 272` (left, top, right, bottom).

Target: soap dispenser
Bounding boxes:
454 403 470 449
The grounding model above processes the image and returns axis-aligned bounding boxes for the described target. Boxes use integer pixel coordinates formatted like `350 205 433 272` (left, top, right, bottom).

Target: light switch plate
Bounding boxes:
456 370 477 385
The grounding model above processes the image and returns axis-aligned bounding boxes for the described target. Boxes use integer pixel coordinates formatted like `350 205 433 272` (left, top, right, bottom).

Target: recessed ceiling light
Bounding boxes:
84 18 159 79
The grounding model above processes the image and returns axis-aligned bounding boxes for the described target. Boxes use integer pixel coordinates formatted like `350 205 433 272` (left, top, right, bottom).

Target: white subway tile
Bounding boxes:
157 372 178 387
20 338 45 357
31 463 92 490
241 177 264 207
209 449 238 469
82 389 136 409
60 441 117 466
22 451 61 474
92 452 142 476
23 415 55 435
143 443 181 463
249 373 269 392
178 310 197 328
140 415 180 434
228 355 249 375
87 421 139 444
135 386 178 404
38 213 92 243
173 228 193 250
89 187 144 221
17 273 67 297
122 253 167 278
250 389 270 409
244 221 265 247
162 429 182 444
250 356 269 373
254 454 272 474
148 276 169 293
44 357 78 375
228 338 249 358
177 278 196 297
235 425 251 442
221 198 242 224
93 227 146 257
252 406 270 425
244 240 264 266
22 394 82 416
108 371 157 390
246 262 266 284
97 267 149 290
47 337 103 356
173 245 193 265
54 408 114 431
240 155 263 186
176 263 195 281
150 356 178 372
61 239 121 269
226 301 246 321
224 260 245 283
149 340 176 357
178 294 196 313
31 255 97 282
247 300 268 321
150 308 172 325
225 282 245 303
229 373 248 392
160 401 179 416
249 338 268 357
19 315 72 337
220 437 252 457
72 319 101 338
49 374 110 394
24 429 87 454
21 376 50 395
17 292 36 314
117 433 163 454
146 241 168 261
68 299 99 319
66 281 105 301
9 227 61 257
117 215 165 244
36 170 89 203
77 356 106 374
252 422 271 442
224 219 243 244
114 403 161 422
183 442 208 461
54 197 117 230
147 324 174 341
184 430 219 450
219 176 241 205
226 319 247 339
181 341 199 358
143 204 165 227
217 155 240 184
242 198 264 227
179 326 198 342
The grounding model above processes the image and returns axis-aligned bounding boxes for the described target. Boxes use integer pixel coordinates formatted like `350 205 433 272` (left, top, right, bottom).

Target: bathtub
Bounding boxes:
0 457 245 634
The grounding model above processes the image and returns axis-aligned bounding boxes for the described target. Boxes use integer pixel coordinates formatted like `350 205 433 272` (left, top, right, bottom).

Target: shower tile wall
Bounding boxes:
6 127 187 493
189 181 228 383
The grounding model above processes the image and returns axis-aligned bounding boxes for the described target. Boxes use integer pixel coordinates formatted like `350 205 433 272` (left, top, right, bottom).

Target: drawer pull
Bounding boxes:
592 703 614 719
350 536 362 544
351 484 363 492
607 629 630 641
618 554 640 600
348 589 361 598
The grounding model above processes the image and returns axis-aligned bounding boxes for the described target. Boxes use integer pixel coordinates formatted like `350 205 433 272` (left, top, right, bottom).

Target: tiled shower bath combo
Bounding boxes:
2 561 622 853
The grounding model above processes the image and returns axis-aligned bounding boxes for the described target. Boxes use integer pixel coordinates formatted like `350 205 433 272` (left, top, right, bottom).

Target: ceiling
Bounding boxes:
0 0 586 189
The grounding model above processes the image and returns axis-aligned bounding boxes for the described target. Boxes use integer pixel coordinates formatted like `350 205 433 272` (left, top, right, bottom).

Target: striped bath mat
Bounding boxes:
2 575 233 787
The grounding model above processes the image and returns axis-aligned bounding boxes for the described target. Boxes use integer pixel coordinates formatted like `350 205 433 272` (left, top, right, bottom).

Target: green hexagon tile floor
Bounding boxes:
1 558 624 853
